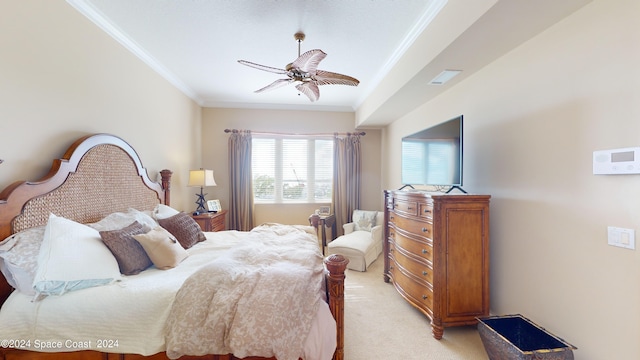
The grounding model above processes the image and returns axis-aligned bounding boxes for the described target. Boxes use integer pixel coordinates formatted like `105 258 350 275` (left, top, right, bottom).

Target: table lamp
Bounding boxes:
188 169 216 214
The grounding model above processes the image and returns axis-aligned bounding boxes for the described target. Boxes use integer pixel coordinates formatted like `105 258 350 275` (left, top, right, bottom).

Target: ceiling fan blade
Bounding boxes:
238 60 287 74
290 49 326 74
255 78 294 93
295 82 320 102
314 70 360 87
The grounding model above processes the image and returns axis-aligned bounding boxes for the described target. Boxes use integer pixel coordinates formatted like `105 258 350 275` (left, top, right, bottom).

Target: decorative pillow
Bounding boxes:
352 210 378 232
153 204 181 220
33 214 121 299
157 212 206 249
0 226 46 295
88 208 157 232
133 227 188 269
99 221 153 275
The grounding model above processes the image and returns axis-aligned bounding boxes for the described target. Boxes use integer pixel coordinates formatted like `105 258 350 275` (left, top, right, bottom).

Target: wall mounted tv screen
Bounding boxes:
401 115 463 188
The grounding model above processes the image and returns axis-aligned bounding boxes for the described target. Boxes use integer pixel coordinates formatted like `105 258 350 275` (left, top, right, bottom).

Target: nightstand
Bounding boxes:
191 210 227 232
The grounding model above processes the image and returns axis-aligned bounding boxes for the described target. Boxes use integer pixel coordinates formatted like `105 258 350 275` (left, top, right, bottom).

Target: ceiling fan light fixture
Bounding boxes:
429 70 462 85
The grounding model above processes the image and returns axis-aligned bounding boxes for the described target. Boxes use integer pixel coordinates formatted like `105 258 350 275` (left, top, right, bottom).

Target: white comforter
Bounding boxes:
0 226 336 359
166 223 326 360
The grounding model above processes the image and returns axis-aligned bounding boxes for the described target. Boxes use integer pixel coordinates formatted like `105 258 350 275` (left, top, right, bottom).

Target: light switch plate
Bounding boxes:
608 226 635 250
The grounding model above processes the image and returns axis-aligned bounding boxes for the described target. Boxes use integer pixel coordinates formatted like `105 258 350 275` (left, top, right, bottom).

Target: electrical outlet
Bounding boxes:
608 226 635 250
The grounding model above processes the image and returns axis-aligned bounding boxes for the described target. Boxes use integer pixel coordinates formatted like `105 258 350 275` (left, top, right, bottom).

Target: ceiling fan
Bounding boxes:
238 32 359 102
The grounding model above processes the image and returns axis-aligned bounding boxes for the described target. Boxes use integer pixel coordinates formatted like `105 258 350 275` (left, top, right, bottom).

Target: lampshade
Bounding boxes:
188 169 216 187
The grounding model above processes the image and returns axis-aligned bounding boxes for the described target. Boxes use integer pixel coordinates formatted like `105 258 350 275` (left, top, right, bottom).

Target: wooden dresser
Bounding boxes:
383 190 490 339
191 210 227 232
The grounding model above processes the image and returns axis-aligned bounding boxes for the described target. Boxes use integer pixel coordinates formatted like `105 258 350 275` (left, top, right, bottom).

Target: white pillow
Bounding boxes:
153 204 181 220
88 208 157 232
353 210 378 232
32 214 121 299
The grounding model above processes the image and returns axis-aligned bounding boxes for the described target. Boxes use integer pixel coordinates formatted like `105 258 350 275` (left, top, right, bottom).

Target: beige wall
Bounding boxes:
383 0 639 358
201 108 382 230
0 1 201 211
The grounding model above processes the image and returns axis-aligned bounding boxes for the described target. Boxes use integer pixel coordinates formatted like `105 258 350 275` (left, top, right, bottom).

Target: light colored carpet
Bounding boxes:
343 255 489 359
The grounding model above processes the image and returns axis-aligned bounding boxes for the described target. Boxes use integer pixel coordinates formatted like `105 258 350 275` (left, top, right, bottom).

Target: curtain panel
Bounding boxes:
332 133 361 236
228 130 254 231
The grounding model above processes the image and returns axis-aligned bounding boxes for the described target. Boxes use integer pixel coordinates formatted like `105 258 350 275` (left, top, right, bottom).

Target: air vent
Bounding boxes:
429 70 462 85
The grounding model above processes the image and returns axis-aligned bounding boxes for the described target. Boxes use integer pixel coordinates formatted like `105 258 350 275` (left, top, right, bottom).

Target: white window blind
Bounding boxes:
252 136 333 203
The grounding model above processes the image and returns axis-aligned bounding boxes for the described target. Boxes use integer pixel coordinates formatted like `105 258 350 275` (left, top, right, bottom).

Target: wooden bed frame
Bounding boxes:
0 133 348 360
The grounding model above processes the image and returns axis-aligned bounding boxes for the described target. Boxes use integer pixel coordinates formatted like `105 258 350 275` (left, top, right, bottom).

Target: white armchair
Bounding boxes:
327 210 384 271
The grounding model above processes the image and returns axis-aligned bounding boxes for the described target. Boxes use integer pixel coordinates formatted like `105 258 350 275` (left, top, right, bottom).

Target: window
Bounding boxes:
252 136 333 203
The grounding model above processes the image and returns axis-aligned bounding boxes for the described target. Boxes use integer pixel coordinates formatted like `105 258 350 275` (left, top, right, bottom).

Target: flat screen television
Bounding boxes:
401 115 464 193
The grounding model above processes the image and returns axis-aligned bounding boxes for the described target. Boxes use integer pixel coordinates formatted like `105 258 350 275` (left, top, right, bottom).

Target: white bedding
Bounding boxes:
167 224 326 360
0 228 336 359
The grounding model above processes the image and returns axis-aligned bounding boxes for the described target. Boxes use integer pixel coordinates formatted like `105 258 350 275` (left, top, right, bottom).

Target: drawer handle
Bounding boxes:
407 206 413 210
422 271 428 276
424 209 432 214
421 249 429 254
422 295 428 300
421 227 429 233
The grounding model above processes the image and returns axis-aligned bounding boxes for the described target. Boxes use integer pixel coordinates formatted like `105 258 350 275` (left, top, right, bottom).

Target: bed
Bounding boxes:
0 133 348 360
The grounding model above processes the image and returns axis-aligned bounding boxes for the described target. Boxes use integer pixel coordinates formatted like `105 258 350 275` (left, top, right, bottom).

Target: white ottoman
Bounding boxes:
327 230 380 272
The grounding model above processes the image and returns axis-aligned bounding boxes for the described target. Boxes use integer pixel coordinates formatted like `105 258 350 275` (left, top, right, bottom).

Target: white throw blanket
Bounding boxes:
165 224 325 360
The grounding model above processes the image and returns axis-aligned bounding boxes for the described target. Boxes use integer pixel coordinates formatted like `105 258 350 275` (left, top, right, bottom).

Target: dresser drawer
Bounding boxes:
392 199 418 216
389 214 432 240
391 229 433 262
418 202 434 219
389 263 433 311
391 244 433 285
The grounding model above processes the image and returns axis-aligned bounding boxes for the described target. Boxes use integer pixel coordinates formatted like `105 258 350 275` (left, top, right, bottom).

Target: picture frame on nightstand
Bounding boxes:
319 206 330 216
207 199 221 213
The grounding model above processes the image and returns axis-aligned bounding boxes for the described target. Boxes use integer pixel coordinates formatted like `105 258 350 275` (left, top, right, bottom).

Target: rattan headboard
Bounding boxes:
0 133 172 305
0 133 172 240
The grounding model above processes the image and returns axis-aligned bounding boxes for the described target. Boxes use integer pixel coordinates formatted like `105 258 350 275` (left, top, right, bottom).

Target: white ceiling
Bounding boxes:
67 0 592 127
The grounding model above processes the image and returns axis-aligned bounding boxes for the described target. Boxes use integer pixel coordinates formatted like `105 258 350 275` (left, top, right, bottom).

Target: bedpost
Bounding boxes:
324 254 349 360
160 169 173 206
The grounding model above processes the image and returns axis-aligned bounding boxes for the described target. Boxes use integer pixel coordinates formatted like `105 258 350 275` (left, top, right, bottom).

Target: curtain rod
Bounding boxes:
224 129 365 136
